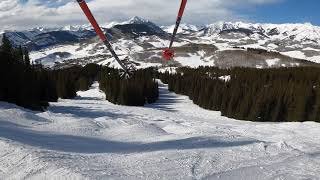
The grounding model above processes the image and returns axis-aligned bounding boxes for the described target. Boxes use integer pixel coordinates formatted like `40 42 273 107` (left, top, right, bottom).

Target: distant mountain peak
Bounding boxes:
128 16 149 24
4 19 320 61
113 16 166 37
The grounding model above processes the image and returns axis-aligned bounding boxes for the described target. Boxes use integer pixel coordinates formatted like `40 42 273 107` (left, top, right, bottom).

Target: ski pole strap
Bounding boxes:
169 0 187 49
77 0 107 41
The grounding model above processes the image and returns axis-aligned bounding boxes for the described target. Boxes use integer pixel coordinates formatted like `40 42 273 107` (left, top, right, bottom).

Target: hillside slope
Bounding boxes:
0 82 319 179
3 17 320 69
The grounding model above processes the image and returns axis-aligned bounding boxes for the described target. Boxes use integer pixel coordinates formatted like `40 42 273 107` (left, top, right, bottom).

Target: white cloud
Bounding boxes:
0 0 282 31
0 0 19 11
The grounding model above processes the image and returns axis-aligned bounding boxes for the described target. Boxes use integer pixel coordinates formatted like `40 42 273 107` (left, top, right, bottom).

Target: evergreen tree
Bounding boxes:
98 67 159 106
1 34 12 53
160 66 320 122
24 48 31 67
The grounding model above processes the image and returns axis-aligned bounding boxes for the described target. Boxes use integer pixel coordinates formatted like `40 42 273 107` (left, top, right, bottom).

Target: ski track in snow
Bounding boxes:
0 82 320 179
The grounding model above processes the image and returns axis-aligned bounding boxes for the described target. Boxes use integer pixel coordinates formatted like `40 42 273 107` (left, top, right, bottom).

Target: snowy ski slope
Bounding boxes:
0 82 320 179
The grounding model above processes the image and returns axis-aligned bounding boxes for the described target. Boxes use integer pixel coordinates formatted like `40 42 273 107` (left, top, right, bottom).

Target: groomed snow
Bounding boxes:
0 82 320 179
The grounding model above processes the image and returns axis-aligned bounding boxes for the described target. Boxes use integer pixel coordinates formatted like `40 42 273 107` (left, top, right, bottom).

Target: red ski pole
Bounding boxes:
76 0 129 74
163 0 188 61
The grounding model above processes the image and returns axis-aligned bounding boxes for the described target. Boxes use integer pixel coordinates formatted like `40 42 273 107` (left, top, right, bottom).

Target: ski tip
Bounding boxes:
162 48 174 61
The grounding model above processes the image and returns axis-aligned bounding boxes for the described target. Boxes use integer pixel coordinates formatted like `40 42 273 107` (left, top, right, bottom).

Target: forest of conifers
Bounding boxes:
0 35 158 110
0 34 98 110
98 67 159 106
160 67 320 122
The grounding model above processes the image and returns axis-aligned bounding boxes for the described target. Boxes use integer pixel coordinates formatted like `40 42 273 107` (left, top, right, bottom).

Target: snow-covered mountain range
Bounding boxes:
2 16 320 69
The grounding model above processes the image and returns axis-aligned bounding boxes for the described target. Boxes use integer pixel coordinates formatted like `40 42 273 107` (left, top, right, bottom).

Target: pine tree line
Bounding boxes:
0 33 157 110
0 35 58 110
160 66 320 122
0 34 101 110
98 67 159 106
50 64 101 99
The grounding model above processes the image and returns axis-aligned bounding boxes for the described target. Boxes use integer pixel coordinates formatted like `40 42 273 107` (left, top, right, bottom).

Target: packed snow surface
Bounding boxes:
0 82 320 179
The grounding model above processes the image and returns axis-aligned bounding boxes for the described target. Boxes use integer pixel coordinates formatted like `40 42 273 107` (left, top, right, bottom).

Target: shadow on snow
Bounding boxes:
48 105 131 120
145 83 183 112
0 121 261 154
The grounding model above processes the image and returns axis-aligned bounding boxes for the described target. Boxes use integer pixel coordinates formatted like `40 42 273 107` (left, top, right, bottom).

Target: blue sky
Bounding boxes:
19 0 73 7
242 0 320 25
0 0 319 31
